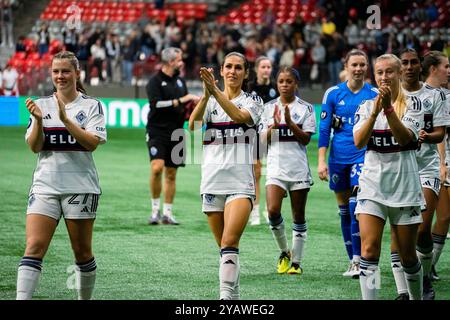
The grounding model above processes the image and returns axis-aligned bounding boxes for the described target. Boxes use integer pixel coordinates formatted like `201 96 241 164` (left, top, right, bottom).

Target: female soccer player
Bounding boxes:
17 51 106 300
188 52 263 300
354 53 424 300
247 56 278 225
390 49 449 300
260 67 315 275
432 78 450 281
318 49 378 277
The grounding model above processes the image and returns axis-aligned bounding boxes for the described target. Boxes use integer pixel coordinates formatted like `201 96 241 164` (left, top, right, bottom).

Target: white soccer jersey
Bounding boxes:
200 91 263 195
260 96 316 182
353 99 423 207
25 93 107 195
404 83 450 178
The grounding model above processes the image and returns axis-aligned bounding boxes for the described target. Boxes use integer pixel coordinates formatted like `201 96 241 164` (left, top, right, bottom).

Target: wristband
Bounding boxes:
384 105 394 115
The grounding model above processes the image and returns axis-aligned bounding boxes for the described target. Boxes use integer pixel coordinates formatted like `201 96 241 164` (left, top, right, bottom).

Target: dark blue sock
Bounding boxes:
349 196 361 257
339 204 353 260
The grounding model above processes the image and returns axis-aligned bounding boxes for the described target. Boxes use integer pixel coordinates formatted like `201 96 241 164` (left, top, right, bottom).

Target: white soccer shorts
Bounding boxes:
420 176 441 196
27 193 99 221
201 193 254 213
265 177 312 191
355 199 423 225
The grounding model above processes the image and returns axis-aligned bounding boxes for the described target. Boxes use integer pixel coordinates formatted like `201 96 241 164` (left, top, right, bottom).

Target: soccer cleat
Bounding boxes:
395 293 409 300
342 262 353 277
350 261 360 279
277 251 291 274
161 215 179 225
249 208 260 226
287 263 303 275
423 276 435 300
148 211 161 225
430 265 440 281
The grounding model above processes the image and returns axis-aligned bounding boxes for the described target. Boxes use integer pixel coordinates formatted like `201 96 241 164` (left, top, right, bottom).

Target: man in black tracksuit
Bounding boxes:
145 47 199 225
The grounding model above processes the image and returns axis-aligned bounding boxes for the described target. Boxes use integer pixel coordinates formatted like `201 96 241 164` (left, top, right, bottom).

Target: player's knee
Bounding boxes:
267 205 281 218
24 238 48 258
152 164 164 176
71 243 93 262
361 241 381 260
221 235 239 248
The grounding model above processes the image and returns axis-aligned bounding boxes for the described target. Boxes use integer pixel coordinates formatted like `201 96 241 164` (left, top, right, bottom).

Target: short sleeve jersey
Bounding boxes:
353 99 423 207
200 91 263 195
25 93 107 195
261 96 316 182
404 83 450 178
319 81 379 164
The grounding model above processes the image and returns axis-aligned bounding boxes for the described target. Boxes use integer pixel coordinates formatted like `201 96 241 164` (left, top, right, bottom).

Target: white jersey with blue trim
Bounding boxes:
200 91 263 195
25 93 107 195
404 83 450 178
353 99 424 207
261 96 316 183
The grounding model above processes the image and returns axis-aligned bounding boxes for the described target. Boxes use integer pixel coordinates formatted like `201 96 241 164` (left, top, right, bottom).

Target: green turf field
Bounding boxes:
0 126 448 300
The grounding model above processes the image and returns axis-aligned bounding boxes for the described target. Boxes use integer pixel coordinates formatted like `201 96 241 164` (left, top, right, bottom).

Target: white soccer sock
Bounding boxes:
16 261 42 300
76 257 97 300
292 223 307 265
416 245 433 276
219 248 239 300
151 198 160 213
432 233 446 266
231 273 240 300
163 203 173 217
359 257 380 300
403 260 423 300
269 216 289 254
391 252 408 295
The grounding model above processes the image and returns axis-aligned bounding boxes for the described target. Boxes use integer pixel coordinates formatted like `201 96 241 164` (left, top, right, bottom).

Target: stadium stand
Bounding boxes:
1 0 449 97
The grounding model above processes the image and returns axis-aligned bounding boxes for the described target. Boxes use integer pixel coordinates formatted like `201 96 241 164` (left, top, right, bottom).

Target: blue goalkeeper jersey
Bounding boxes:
319 81 378 164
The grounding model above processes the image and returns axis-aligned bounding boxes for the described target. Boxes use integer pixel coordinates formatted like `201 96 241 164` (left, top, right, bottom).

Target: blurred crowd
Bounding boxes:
1 0 449 96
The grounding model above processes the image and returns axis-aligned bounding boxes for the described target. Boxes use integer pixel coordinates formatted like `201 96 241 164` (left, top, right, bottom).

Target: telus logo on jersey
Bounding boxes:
43 127 88 151
203 122 256 145
368 130 418 153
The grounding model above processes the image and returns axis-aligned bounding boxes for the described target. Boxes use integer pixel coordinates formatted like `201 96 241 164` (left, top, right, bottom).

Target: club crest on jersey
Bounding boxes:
320 111 327 119
177 79 183 88
75 111 87 124
150 146 158 156
269 88 277 97
204 194 215 204
292 113 300 122
423 98 432 111
331 174 339 184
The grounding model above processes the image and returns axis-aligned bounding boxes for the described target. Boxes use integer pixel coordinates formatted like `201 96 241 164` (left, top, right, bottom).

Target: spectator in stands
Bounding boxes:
0 0 14 47
75 35 90 84
324 32 345 86
90 38 106 83
37 23 50 55
310 39 326 87
1 62 19 96
140 24 156 59
122 32 140 85
62 27 78 54
105 33 121 84
15 35 26 52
